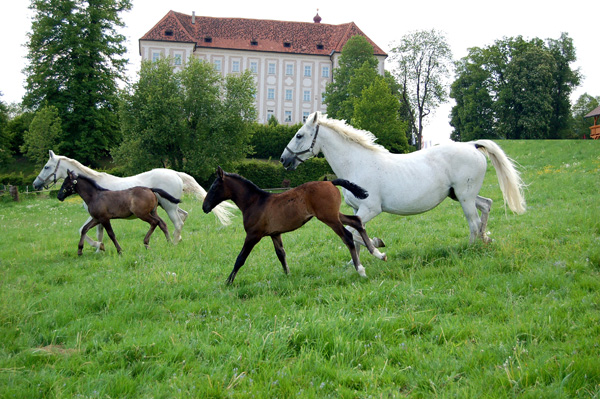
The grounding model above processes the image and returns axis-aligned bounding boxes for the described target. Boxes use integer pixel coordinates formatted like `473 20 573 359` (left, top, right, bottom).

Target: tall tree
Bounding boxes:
450 34 580 141
324 35 380 122
21 105 62 166
115 57 256 182
571 93 600 139
390 29 453 149
23 0 132 164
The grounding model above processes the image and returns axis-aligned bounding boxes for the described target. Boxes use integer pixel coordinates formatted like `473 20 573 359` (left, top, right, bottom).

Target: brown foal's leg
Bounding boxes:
339 214 387 261
271 234 289 274
79 219 100 256
319 218 366 277
101 221 122 254
227 235 261 284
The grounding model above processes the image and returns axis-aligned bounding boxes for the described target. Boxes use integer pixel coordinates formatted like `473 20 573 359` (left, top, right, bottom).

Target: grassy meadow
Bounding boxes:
0 140 599 398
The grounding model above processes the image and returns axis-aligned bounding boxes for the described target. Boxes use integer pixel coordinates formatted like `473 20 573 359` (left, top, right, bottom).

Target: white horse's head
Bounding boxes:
33 150 67 190
280 111 322 170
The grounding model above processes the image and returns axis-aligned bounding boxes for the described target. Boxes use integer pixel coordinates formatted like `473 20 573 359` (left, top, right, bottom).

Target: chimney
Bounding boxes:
192 11 196 24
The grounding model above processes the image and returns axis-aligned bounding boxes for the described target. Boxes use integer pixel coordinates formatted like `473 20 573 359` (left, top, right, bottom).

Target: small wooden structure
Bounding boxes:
585 105 600 139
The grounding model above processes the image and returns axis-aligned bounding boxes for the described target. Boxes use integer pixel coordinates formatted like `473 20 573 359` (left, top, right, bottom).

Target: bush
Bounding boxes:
232 158 333 189
248 123 303 160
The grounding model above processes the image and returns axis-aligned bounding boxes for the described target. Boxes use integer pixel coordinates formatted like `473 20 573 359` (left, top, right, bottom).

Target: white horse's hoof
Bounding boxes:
372 237 386 248
357 265 367 278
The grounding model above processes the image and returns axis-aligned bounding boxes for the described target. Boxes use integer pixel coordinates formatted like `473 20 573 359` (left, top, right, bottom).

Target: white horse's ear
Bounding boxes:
49 150 56 158
311 112 319 125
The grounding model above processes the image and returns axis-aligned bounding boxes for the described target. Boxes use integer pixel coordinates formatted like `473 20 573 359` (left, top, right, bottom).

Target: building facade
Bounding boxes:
139 11 387 124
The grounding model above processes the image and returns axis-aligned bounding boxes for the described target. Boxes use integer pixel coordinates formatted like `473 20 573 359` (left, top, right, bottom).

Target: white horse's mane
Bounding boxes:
317 114 389 154
57 155 108 178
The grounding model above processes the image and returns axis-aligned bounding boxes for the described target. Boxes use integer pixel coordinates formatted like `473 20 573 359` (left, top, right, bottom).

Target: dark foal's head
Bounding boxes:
57 169 78 202
203 166 230 214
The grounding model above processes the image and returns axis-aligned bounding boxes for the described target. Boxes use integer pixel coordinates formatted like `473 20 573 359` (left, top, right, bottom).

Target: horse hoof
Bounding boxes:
372 237 386 248
357 265 367 278
99 243 105 251
382 253 387 261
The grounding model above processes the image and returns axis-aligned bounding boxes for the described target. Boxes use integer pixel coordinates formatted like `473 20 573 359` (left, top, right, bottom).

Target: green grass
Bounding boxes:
1 140 599 398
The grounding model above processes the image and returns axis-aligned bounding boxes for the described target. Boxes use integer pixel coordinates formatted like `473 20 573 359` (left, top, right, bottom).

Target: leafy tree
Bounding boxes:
0 95 10 165
23 0 132 164
115 57 256 182
571 93 600 139
324 35 380 121
21 105 62 166
352 77 409 153
450 34 580 140
390 29 453 149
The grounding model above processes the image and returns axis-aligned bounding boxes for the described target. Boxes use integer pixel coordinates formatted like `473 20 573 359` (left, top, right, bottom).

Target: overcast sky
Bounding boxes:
1 0 597 144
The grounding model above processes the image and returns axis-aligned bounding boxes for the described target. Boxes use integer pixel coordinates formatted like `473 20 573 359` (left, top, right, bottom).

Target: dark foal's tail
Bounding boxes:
151 188 181 204
331 179 369 200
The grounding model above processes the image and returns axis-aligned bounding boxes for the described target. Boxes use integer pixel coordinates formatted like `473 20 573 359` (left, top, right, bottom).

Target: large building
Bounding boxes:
139 11 387 124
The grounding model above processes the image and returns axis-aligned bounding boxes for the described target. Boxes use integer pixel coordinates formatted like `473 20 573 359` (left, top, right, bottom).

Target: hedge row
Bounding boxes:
248 123 302 160
232 158 334 189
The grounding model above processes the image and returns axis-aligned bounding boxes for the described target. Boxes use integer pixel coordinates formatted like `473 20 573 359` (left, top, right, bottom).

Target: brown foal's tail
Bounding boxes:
331 179 369 200
151 188 181 204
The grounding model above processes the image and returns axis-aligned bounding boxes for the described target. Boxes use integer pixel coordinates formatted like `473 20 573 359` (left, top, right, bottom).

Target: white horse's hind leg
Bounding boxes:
161 201 184 244
177 207 189 222
476 195 493 242
459 199 482 244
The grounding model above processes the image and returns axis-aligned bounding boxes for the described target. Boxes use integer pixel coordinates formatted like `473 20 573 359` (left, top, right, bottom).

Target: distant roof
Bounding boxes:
584 105 600 118
140 11 387 57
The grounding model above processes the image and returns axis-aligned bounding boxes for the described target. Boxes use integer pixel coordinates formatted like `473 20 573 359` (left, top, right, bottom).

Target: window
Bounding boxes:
285 89 293 101
316 44 324 50
250 61 258 73
267 88 275 100
165 30 173 37
204 37 212 43
283 42 291 48
322 66 330 78
152 52 160 62
267 110 275 121
303 112 310 122
174 53 182 66
268 63 276 75
304 65 312 77
284 111 292 122
214 59 222 72
285 64 294 76
251 40 258 46
303 90 311 102
232 60 240 73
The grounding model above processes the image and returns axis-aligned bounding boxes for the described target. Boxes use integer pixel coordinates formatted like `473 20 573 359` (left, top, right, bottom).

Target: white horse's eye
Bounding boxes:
296 133 303 139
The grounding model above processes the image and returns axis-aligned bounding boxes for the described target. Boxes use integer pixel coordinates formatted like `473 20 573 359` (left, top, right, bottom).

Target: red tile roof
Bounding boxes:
140 11 387 57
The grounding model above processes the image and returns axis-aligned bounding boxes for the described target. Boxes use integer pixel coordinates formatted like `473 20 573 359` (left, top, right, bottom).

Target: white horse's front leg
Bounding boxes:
345 204 384 265
161 201 184 244
79 216 105 251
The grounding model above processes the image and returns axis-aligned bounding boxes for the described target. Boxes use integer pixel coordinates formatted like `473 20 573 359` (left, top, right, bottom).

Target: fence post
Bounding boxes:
9 185 20 202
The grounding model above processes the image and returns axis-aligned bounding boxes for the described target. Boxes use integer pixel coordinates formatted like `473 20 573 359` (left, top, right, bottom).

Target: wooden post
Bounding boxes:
9 185 20 202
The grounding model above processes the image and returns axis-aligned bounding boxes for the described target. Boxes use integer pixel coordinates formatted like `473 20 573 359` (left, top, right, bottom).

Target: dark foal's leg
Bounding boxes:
271 234 289 274
319 218 367 277
339 214 387 261
227 235 261 284
79 219 100 256
101 221 122 254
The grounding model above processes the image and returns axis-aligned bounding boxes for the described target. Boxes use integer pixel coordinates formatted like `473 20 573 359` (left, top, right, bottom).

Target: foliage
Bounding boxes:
1 140 599 397
248 122 302 159
23 0 132 164
114 57 256 182
390 29 453 149
233 157 333 188
450 34 580 141
352 77 409 153
324 36 380 122
324 36 411 153
571 93 600 139
20 105 62 166
0 95 9 166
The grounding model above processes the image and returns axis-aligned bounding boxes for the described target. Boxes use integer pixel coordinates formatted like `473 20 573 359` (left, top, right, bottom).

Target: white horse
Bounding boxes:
280 112 526 264
34 150 236 250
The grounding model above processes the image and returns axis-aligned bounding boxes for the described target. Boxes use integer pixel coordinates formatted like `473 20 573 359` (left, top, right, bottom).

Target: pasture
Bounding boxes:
1 140 599 398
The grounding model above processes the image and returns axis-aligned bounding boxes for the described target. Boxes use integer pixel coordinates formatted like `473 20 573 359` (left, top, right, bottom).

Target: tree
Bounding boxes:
390 30 453 149
23 0 132 164
324 36 380 122
0 95 10 165
352 77 409 153
21 105 62 166
115 57 256 182
450 34 580 141
571 93 600 139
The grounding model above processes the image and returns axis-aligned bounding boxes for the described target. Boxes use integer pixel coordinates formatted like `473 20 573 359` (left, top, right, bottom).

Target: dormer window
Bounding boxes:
165 30 173 37
316 44 324 50
283 42 291 48
204 37 212 43
251 40 258 46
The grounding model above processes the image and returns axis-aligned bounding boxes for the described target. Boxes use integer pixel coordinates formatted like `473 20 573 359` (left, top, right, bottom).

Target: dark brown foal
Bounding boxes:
58 170 180 254
202 166 386 284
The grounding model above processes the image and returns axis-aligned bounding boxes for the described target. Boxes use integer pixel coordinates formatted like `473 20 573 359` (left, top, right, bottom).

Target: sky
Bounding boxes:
1 0 597 144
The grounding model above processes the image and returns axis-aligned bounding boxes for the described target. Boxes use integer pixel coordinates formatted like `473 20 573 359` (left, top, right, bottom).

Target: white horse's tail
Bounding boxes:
473 140 526 214
177 172 237 225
